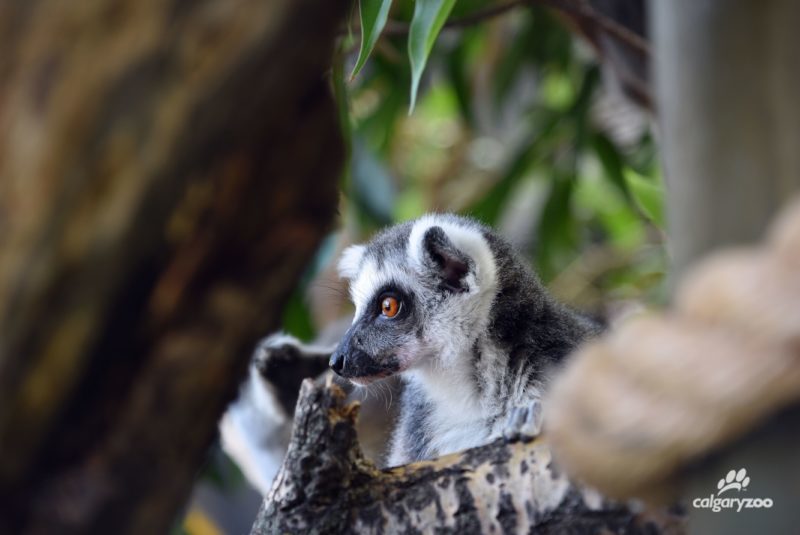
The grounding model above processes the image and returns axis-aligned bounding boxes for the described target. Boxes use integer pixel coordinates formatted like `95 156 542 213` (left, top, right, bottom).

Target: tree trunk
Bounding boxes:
654 0 800 281
251 379 685 534
0 1 347 533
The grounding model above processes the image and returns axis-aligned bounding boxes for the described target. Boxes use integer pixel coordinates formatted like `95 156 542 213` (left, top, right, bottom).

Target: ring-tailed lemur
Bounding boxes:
221 214 599 492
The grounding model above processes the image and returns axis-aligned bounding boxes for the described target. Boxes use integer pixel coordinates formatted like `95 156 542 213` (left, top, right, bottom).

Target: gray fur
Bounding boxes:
332 214 600 466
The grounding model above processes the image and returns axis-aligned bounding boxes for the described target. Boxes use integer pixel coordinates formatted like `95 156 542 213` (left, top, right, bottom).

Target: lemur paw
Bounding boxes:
252 334 333 415
219 333 335 495
502 400 543 442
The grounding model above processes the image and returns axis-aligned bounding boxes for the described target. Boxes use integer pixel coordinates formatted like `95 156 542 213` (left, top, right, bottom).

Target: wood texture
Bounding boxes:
252 379 685 534
0 0 347 532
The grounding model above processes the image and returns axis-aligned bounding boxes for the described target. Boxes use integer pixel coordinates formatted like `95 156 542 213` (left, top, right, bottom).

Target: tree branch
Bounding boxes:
382 1 527 35
251 378 685 534
347 0 650 57
541 0 650 55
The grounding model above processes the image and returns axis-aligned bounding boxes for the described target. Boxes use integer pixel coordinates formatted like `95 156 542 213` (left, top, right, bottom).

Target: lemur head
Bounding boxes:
329 214 498 385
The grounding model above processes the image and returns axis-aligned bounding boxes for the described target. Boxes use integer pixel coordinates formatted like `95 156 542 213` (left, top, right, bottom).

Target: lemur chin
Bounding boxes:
220 214 600 492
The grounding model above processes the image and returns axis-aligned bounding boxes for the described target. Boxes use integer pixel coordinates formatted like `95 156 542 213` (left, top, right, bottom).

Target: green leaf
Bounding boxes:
408 0 456 113
332 49 352 157
535 173 578 281
625 168 665 228
591 132 634 204
354 53 409 155
282 288 315 342
351 0 393 79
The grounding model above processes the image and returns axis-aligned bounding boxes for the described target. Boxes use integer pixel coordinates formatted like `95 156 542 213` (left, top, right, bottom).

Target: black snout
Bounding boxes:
329 351 345 374
329 347 387 379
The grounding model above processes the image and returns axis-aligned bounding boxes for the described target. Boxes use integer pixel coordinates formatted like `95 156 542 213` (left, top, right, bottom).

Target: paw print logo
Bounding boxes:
717 468 750 495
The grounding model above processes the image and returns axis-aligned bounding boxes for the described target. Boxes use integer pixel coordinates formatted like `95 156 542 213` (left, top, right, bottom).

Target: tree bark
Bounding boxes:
0 0 347 533
252 379 685 534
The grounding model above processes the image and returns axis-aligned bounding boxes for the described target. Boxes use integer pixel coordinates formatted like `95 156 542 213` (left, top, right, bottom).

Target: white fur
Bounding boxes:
407 215 499 369
260 333 337 357
407 368 490 459
337 244 366 280
219 334 336 495
408 215 498 364
407 214 497 296
219 365 290 495
348 257 416 323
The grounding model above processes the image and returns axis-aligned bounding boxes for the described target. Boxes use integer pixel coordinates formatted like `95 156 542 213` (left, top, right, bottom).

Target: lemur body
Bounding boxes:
221 214 598 490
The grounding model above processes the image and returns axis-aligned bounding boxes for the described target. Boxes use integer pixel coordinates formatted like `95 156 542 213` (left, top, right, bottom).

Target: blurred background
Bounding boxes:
185 2 666 533
306 1 664 337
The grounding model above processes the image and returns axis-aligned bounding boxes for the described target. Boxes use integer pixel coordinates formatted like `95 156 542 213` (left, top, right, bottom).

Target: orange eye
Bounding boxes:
381 296 400 318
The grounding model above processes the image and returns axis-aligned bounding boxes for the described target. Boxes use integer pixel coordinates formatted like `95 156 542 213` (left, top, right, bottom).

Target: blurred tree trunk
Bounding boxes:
654 1 800 534
0 0 347 533
655 0 800 281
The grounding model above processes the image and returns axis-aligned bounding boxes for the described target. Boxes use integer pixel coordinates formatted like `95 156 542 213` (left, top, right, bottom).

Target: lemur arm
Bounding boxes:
252 334 334 414
219 334 334 494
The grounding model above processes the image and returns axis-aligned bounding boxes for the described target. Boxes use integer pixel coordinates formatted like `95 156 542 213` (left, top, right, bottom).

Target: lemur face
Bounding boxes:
330 215 498 385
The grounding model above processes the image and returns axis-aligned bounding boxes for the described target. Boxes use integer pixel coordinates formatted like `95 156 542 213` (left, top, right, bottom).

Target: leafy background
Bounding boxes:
186 1 666 533
319 0 665 333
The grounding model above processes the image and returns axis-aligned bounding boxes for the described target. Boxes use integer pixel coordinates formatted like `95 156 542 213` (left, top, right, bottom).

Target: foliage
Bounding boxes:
291 1 665 342
351 0 393 79
407 0 457 112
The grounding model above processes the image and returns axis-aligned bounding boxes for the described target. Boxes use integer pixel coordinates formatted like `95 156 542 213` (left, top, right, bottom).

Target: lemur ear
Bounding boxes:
338 244 366 280
422 226 471 292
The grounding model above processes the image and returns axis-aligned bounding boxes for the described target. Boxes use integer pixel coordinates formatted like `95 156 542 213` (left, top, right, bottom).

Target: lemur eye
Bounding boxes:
380 296 400 318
